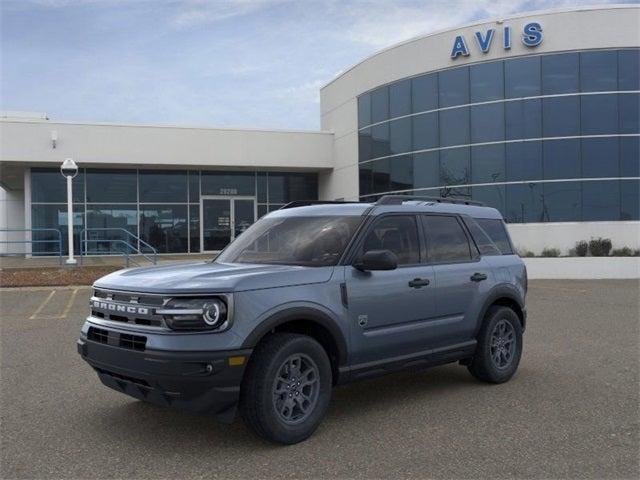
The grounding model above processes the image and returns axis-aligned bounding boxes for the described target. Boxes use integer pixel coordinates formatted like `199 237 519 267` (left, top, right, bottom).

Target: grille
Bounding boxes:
91 289 166 328
87 327 109 344
119 333 146 351
87 326 147 351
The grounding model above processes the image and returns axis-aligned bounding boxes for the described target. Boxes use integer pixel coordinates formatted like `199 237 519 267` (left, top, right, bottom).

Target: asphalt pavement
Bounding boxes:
1 280 638 479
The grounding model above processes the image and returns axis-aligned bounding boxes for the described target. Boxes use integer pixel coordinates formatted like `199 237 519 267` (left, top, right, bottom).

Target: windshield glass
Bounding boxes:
216 215 363 266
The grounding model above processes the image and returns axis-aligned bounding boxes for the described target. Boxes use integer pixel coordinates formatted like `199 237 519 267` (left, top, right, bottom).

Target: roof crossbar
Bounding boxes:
375 195 485 206
279 200 362 210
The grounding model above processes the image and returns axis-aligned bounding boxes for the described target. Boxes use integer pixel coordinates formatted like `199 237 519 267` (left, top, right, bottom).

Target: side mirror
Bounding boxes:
354 249 398 271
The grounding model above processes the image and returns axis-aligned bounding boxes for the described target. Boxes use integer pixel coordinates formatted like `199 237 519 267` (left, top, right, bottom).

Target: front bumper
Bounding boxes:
77 327 252 420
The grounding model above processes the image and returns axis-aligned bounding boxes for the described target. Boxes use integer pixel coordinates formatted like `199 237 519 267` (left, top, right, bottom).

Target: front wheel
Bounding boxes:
239 333 332 444
468 306 523 383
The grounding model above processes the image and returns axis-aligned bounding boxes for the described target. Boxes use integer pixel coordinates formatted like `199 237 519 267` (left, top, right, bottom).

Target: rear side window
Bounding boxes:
361 215 420 265
463 217 501 256
423 215 472 263
476 218 514 254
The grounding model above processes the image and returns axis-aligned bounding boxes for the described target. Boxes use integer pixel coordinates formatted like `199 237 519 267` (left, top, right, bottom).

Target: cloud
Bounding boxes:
169 0 288 29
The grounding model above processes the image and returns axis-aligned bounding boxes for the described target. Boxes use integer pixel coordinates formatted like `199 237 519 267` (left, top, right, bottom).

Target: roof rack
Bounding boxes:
375 195 485 206
279 200 362 210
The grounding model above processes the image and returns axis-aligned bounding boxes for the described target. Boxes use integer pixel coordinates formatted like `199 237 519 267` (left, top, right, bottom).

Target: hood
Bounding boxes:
93 261 335 294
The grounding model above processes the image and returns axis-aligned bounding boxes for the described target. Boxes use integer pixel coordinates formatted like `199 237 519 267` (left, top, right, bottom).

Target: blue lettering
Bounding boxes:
474 29 495 53
503 26 511 50
450 35 470 59
522 22 543 47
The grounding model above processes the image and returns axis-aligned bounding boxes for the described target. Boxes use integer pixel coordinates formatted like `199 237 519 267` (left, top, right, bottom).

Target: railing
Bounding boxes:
0 228 63 264
79 228 158 267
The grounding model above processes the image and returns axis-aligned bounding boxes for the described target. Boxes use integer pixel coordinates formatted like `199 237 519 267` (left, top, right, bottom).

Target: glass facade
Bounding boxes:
30 168 317 255
357 48 640 223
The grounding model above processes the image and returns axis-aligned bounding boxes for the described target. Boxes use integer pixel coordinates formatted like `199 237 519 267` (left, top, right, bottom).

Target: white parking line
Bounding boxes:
29 290 56 319
58 288 79 319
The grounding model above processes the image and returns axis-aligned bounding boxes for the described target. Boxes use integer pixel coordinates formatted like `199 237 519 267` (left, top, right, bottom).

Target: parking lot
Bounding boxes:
1 280 638 479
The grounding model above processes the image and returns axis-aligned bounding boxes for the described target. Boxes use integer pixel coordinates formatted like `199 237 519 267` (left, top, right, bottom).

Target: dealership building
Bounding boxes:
1 5 638 257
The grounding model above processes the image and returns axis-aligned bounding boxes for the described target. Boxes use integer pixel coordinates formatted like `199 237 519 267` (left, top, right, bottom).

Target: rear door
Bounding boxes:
420 214 492 346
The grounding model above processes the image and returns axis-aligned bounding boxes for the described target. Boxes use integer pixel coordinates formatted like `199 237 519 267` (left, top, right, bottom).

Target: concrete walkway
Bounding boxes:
0 253 214 269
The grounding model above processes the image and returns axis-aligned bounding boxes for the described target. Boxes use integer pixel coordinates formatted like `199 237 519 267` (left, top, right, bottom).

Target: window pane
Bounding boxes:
188 171 200 202
140 205 188 253
582 137 619 178
583 181 620 221
505 56 541 98
86 204 138 254
505 183 543 223
580 51 618 92
31 168 84 203
257 204 268 219
139 170 187 203
439 107 469 147
256 172 267 203
505 99 542 140
412 112 438 150
359 128 373 162
86 169 137 203
31 204 84 255
359 162 373 197
423 215 471 263
389 79 411 118
412 73 438 113
543 96 580 137
389 117 412 155
363 216 420 264
370 86 389 123
358 93 371 128
472 184 505 214
371 123 390 158
543 181 581 222
621 179 640 220
267 173 317 203
471 144 505 183
581 94 618 135
372 158 390 193
619 49 640 91
462 217 501 256
620 137 640 177
619 93 639 134
470 103 504 143
440 147 470 185
189 205 200 252
543 139 580 180
201 172 255 196
506 142 543 181
390 155 413 192
476 218 513 254
413 151 440 189
542 52 579 94
470 61 504 102
439 67 469 107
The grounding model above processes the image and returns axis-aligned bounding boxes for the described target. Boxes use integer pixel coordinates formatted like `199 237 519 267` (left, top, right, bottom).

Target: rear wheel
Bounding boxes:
239 333 332 444
468 306 523 383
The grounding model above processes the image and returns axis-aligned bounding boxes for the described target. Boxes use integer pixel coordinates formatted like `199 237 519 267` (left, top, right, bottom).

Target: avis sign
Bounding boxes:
450 22 543 59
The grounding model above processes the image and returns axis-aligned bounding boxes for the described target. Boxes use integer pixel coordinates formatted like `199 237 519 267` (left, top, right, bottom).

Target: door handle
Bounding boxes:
408 278 430 288
470 272 488 282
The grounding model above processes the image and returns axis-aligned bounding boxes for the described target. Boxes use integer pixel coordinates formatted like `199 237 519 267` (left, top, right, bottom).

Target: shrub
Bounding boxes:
517 248 535 258
574 240 589 257
610 247 639 257
589 237 612 257
540 247 561 257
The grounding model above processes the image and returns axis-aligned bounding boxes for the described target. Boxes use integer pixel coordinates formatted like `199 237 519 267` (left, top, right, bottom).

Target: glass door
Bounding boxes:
201 196 255 252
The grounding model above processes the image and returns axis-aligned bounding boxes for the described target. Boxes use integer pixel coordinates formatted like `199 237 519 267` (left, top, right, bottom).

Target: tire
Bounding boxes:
468 306 523 384
239 333 332 445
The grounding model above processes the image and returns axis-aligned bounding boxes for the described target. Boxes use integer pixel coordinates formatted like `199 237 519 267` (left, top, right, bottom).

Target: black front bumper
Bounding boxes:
77 336 252 420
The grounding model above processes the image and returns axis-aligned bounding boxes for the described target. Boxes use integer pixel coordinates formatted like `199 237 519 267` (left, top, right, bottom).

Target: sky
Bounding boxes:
1 0 637 130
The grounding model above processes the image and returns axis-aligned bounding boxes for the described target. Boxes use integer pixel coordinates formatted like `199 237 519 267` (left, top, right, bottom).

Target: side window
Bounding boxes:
476 218 514 254
423 215 472 263
361 216 420 265
462 217 501 256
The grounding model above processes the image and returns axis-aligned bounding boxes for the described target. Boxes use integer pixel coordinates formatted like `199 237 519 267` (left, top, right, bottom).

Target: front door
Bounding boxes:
201 196 256 252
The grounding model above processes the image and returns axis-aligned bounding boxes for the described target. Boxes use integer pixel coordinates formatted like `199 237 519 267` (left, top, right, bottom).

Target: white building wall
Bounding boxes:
0 187 26 254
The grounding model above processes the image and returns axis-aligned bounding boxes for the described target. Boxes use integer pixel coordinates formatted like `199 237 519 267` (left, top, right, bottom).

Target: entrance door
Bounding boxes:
201 196 256 252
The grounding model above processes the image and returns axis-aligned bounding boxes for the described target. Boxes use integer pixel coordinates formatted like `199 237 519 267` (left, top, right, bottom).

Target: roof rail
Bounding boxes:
279 200 362 210
375 195 485 206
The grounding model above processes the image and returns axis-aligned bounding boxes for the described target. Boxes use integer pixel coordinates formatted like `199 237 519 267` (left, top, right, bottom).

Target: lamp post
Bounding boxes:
60 158 78 265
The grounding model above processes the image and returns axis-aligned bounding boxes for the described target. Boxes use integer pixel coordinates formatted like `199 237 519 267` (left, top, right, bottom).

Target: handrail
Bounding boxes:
0 228 63 265
80 228 158 265
80 239 140 267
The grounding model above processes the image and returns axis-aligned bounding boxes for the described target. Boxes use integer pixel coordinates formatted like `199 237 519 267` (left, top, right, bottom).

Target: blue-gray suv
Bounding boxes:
77 196 527 444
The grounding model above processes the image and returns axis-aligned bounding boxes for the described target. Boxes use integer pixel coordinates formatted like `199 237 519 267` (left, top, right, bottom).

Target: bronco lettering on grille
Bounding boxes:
91 300 149 315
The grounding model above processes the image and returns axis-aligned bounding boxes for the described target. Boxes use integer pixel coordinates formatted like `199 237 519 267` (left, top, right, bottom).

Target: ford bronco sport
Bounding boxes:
77 196 527 444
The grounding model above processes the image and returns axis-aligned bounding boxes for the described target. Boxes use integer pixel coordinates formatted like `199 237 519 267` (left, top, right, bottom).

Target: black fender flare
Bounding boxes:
475 285 526 335
241 306 349 366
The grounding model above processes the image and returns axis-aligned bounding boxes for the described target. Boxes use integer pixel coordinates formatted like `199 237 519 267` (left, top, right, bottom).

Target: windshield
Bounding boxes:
215 215 363 266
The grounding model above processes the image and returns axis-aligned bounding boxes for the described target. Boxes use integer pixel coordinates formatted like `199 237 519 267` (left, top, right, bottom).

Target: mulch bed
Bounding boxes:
0 266 122 288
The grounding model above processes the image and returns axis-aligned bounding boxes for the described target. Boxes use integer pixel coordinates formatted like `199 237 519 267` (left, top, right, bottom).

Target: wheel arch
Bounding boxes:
476 287 526 335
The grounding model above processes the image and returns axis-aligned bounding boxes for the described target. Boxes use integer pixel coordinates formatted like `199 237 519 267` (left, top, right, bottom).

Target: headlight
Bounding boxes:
158 297 230 331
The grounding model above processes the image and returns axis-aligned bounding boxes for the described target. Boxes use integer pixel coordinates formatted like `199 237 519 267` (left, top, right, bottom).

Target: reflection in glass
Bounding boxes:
188 171 200 202
189 205 200 252
371 123 390 158
506 142 543 182
359 128 373 162
471 144 505 183
620 180 640 220
440 147 470 185
389 117 412 155
580 51 617 92
543 96 580 137
139 170 188 203
411 73 438 113
267 173 317 204
412 112 438 151
371 86 389 123
505 56 541 98
439 67 469 107
543 139 580 180
390 79 411 118
358 94 371 128
581 94 618 135
470 61 504 102
373 158 390 193
439 108 469 147
201 172 255 196
139 205 188 253
470 103 504 143
505 99 542 140
31 204 84 255
582 137 619 178
472 184 505 213
542 181 581 222
390 155 413 192
413 152 440 189
505 183 543 223
619 93 639 134
86 169 137 203
620 137 640 177
618 49 640 91
542 52 579 94
359 162 373 196
86 205 138 254
31 168 85 203
583 181 620 221
202 199 231 251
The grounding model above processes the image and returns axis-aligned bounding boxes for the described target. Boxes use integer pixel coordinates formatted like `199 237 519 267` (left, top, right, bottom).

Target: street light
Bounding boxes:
60 158 78 265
